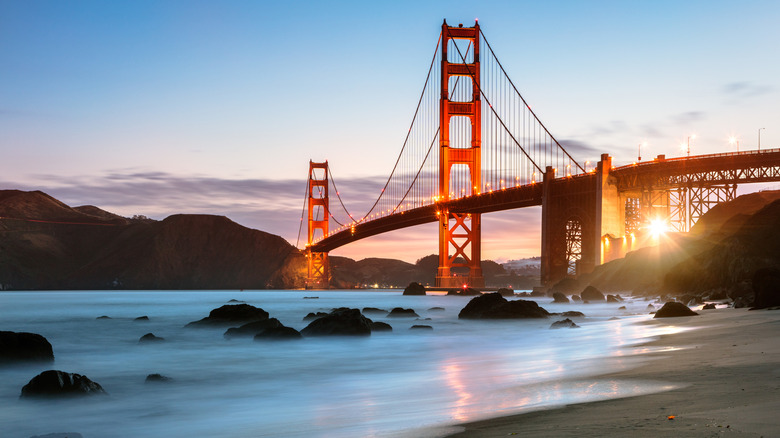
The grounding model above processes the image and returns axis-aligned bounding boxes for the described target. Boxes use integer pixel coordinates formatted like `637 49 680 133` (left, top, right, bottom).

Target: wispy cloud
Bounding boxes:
722 81 773 100
0 170 545 262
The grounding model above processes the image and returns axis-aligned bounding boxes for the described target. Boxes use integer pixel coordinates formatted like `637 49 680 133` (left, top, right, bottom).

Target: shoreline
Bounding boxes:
443 307 780 437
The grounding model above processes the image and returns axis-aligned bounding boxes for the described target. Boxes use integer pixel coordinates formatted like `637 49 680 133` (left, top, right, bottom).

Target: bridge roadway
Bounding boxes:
310 148 780 254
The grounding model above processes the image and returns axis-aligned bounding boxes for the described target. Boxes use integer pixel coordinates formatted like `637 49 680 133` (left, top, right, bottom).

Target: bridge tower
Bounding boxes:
436 20 484 288
306 161 330 289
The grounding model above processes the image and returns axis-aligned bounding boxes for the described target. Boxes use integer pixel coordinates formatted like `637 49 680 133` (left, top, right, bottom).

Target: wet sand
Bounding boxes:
446 308 780 437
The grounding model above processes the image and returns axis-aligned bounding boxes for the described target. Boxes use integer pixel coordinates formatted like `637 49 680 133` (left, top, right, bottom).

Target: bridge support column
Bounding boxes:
306 161 330 289
435 20 484 289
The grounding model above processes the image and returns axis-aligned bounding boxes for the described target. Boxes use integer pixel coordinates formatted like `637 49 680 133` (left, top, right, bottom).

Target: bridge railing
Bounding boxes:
612 148 780 172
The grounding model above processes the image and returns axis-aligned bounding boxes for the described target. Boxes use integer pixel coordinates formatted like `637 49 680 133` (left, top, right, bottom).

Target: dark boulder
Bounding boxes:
303 311 329 321
428 307 445 312
21 370 107 398
224 318 283 338
301 308 372 336
552 292 569 303
403 282 426 295
96 315 111 320
410 325 433 330
0 331 54 363
654 302 699 318
497 287 515 297
145 373 172 383
227 299 245 303
559 311 585 317
185 304 269 327
571 295 581 302
139 333 164 343
529 289 546 297
370 321 392 332
606 294 623 303
387 308 420 318
458 293 550 319
752 267 780 309
581 286 605 302
254 326 302 340
550 277 581 294
618 305 627 310
550 318 580 329
702 303 717 310
362 307 388 315
134 316 149 321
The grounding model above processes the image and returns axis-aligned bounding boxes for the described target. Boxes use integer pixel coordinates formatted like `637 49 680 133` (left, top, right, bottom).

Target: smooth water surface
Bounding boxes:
1 290 682 437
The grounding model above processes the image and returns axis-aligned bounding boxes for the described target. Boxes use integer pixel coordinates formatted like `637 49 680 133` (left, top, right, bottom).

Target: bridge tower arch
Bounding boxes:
306 161 330 289
436 20 485 288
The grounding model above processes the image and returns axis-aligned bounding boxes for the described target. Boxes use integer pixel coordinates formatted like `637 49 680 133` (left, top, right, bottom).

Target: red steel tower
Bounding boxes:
306 161 329 288
436 20 484 288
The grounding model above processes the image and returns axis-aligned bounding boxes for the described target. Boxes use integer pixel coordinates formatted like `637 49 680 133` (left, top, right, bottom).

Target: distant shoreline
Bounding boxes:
443 308 780 437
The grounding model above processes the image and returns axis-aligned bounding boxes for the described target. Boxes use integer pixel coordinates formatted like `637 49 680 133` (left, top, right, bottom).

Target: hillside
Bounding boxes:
0 190 306 290
579 190 780 299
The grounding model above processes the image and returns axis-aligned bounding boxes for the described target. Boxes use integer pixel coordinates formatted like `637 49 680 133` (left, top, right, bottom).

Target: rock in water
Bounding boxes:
752 267 780 308
403 282 426 295
185 304 269 327
21 370 107 398
301 308 372 336
369 321 392 332
458 293 550 319
550 318 580 329
702 303 717 310
606 294 623 303
145 373 172 383
134 316 150 321
580 286 605 302
654 302 699 318
387 308 420 318
497 287 515 297
224 318 283 338
254 326 302 340
139 333 164 343
410 325 433 330
0 331 54 363
552 292 569 303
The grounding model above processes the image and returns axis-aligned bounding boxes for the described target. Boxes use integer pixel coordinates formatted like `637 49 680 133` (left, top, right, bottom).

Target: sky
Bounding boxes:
2 0 779 263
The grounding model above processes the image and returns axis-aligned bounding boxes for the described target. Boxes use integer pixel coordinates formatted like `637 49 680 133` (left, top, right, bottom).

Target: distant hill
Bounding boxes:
0 190 540 291
0 190 306 290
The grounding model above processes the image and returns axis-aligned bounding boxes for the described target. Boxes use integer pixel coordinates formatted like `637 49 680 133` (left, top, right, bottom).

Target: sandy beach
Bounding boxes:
446 307 780 437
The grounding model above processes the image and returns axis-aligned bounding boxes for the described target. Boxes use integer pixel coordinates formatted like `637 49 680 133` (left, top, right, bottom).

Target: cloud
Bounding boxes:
722 81 773 100
669 111 706 126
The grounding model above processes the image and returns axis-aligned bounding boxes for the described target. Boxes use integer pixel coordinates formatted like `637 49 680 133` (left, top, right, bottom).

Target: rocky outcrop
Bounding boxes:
580 286 605 302
300 308 372 336
303 312 329 321
139 333 164 343
20 370 107 398
497 287 515 297
410 325 433 330
606 294 623 303
253 326 302 340
458 293 550 319
552 292 569 303
145 373 172 383
403 282 426 295
387 308 419 318
654 302 699 318
0 331 54 363
224 318 283 338
550 318 580 329
362 307 388 316
186 304 269 327
752 267 780 309
369 321 392 332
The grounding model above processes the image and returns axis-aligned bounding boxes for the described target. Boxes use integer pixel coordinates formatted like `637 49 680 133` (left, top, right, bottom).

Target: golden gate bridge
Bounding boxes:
297 20 780 289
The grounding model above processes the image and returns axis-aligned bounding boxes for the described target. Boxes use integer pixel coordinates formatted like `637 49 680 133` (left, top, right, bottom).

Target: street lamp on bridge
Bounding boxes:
686 135 696 157
729 136 740 152
759 127 766 151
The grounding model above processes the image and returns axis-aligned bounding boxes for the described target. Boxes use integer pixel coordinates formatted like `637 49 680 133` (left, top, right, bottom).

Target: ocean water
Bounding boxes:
0 290 684 438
